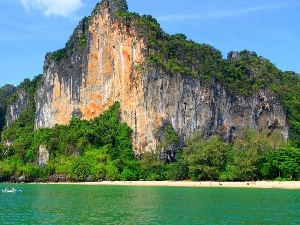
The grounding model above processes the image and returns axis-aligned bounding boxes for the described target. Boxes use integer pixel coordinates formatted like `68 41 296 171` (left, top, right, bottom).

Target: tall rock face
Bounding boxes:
35 16 90 128
0 84 17 130
6 89 29 126
35 1 288 153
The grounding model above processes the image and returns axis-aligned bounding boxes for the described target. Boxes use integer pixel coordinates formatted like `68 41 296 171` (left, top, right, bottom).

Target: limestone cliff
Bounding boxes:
0 84 16 131
34 0 288 153
6 89 29 126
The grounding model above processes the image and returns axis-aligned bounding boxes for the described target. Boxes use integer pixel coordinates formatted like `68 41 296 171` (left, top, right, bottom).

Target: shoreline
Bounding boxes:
33 180 300 189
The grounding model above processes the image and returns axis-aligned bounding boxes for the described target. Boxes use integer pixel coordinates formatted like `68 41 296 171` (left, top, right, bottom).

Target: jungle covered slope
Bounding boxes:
0 0 299 182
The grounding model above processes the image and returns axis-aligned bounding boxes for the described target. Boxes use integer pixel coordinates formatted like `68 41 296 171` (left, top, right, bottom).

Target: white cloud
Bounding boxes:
19 0 83 17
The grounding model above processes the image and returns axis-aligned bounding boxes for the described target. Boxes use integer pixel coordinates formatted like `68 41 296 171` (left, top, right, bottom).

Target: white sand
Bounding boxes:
42 180 300 189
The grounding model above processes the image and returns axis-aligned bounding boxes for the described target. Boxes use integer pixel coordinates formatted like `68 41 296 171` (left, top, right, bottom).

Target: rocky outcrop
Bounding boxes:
102 0 128 13
0 84 16 108
6 89 30 126
142 70 288 145
38 145 49 167
33 0 288 153
0 84 17 130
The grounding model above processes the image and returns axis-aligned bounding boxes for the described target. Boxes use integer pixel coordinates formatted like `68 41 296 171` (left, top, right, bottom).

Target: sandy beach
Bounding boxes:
41 180 300 189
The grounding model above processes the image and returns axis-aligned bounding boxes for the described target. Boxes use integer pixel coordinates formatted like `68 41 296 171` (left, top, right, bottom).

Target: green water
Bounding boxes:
0 184 299 224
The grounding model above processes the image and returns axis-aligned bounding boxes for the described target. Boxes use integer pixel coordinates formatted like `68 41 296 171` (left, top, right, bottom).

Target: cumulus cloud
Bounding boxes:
19 0 83 17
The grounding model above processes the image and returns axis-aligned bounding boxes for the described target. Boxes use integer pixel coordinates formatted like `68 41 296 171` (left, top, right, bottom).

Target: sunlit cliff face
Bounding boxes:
35 2 156 152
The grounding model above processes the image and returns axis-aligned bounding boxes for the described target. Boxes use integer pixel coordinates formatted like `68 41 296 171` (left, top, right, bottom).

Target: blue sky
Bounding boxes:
0 0 299 86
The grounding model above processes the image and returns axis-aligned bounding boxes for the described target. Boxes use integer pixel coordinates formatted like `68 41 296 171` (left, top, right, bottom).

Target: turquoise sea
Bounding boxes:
0 183 299 224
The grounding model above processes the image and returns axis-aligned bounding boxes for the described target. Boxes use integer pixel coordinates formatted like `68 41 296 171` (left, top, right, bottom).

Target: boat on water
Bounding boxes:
2 188 22 193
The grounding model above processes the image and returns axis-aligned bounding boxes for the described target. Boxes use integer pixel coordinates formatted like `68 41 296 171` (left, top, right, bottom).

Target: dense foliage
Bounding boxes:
165 128 300 182
0 102 139 182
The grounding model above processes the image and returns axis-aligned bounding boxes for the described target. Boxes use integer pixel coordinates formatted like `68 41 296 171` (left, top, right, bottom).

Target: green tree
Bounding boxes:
91 163 106 180
120 168 138 181
67 156 91 181
183 132 228 181
165 162 188 181
139 149 165 181
231 128 284 180
21 163 41 181
105 163 119 181
262 147 300 180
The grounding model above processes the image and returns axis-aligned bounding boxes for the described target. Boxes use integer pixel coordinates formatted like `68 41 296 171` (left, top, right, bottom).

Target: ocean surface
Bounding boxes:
0 183 299 224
